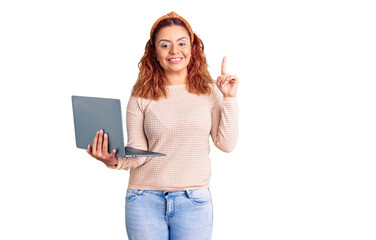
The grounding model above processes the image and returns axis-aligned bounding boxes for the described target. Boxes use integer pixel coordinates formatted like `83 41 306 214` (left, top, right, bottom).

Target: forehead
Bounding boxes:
155 25 190 41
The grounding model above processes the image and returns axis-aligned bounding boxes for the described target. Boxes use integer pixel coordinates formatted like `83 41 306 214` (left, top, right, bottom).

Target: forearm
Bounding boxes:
212 97 239 152
106 156 147 170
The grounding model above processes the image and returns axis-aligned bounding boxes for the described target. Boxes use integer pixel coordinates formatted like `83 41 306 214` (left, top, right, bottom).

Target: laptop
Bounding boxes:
72 95 166 158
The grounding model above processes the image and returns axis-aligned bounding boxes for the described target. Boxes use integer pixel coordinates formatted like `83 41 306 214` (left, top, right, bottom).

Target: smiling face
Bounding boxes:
154 25 192 77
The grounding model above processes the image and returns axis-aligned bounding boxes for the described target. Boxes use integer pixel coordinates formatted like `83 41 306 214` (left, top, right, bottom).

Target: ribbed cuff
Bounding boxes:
106 157 128 170
223 96 237 101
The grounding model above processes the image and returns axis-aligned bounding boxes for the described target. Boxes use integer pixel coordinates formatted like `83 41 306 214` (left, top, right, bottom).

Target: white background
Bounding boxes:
1 0 375 239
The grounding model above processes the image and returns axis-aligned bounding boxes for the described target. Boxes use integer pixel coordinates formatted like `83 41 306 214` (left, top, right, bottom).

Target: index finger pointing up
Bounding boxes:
221 56 227 75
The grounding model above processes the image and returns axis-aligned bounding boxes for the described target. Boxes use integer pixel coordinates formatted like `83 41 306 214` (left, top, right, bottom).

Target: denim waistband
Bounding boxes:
128 188 209 198
144 190 187 197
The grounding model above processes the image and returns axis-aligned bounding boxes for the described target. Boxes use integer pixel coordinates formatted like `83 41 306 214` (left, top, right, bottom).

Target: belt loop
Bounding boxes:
185 190 192 199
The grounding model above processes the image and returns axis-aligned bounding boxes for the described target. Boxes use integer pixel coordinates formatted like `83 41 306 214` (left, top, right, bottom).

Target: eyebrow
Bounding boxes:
158 37 188 44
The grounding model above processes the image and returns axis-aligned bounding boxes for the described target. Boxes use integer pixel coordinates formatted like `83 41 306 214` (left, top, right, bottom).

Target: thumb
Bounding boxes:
110 149 117 157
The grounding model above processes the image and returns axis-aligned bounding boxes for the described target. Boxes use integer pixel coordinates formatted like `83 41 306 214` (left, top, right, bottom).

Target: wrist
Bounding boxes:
113 158 119 166
107 158 119 167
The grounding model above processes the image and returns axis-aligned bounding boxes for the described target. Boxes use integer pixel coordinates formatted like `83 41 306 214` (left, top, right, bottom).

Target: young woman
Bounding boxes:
87 11 239 240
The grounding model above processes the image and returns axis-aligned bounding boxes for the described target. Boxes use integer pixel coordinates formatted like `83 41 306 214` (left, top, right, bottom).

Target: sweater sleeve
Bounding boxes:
210 87 239 152
107 96 149 170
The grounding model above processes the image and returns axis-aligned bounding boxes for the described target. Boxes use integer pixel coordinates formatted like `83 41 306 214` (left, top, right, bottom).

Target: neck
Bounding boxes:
164 69 188 85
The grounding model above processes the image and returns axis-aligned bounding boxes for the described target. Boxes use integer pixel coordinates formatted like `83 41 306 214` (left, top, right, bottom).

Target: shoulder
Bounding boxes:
210 83 222 101
126 95 153 115
208 83 223 110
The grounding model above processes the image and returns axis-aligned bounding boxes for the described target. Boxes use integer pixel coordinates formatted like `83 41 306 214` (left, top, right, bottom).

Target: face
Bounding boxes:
154 25 192 75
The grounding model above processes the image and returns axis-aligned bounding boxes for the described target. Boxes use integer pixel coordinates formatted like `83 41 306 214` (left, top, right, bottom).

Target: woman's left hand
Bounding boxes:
216 56 239 97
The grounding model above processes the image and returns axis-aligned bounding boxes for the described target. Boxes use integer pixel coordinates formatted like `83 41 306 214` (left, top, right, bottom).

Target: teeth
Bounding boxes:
169 58 182 61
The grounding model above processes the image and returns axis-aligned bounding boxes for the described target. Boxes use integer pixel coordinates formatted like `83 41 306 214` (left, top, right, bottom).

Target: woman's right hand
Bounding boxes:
87 129 119 167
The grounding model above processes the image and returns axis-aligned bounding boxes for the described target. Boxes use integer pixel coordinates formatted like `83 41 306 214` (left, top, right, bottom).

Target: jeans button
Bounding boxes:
163 192 168 197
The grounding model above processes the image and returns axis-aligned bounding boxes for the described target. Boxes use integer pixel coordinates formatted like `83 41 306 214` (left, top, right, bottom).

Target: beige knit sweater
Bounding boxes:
108 84 239 191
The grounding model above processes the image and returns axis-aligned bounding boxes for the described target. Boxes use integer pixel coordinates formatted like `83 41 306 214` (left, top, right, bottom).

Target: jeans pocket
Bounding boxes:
126 189 144 202
188 188 212 206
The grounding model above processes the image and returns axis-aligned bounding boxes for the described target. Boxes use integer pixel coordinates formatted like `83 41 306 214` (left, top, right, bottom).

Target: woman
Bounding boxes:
87 11 239 240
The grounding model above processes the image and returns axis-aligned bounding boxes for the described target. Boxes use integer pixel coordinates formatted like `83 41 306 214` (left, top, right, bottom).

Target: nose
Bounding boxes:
169 44 178 55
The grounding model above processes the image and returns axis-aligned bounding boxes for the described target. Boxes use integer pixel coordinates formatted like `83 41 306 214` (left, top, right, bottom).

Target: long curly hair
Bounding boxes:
131 18 214 100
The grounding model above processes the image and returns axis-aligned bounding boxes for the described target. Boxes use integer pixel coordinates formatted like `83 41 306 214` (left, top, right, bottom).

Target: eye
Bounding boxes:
179 42 186 47
161 44 169 48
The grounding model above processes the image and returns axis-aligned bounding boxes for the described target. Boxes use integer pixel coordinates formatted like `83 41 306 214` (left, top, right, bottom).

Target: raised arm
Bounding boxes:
211 56 239 152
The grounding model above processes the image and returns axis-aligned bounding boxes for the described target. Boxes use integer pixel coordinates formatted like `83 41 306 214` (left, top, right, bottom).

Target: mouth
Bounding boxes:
167 57 183 64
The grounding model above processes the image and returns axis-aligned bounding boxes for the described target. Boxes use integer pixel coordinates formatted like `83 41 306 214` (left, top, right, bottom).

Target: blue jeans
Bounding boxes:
125 188 213 240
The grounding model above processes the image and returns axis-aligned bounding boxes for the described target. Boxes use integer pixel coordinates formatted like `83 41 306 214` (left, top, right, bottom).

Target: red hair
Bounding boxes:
131 18 214 100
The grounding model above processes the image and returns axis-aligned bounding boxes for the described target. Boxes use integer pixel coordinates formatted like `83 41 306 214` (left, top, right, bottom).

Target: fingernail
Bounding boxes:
104 133 108 137
100 129 103 133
